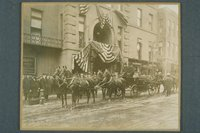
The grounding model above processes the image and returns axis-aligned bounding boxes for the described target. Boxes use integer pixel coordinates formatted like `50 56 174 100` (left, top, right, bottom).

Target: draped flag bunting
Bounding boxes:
73 41 121 72
74 44 90 72
90 41 119 63
79 4 89 15
96 5 112 29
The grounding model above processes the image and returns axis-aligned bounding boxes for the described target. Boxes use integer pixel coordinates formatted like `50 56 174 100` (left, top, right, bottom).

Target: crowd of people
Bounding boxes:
23 65 177 103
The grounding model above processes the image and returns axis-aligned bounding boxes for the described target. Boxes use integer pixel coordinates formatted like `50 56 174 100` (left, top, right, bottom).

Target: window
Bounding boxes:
159 19 163 33
137 9 142 27
60 14 63 40
166 20 170 35
23 57 36 75
169 20 171 36
149 14 153 31
158 42 163 56
31 9 42 44
118 26 123 40
118 26 123 50
137 38 142 60
172 22 175 36
79 15 85 48
171 43 173 58
166 42 170 57
149 44 153 61
172 43 176 58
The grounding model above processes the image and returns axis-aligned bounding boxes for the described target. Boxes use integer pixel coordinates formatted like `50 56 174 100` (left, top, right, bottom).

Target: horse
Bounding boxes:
95 76 126 100
55 76 72 108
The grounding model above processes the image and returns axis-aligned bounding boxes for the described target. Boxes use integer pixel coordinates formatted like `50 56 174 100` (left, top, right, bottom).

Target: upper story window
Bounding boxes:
149 14 153 31
166 19 170 36
149 41 153 62
158 42 163 56
159 19 163 33
118 26 123 50
137 38 142 60
172 22 175 36
176 24 178 37
31 9 42 29
31 9 42 44
79 15 85 48
166 42 170 58
137 9 142 27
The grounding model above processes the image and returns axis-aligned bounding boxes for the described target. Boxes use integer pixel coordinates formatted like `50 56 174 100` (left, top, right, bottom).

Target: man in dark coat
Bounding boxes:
99 69 111 87
23 75 30 101
163 73 173 96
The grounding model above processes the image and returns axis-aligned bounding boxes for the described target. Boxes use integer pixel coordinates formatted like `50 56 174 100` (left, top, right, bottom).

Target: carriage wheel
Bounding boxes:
130 86 139 97
116 88 122 97
148 85 156 96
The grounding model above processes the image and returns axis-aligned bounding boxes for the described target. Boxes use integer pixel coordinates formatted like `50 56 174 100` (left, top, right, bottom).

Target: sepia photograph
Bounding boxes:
20 2 180 131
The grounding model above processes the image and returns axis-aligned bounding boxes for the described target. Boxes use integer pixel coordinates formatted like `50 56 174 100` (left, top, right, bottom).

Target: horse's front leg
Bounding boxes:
92 90 95 103
86 90 90 104
102 88 106 100
64 93 67 108
61 95 64 108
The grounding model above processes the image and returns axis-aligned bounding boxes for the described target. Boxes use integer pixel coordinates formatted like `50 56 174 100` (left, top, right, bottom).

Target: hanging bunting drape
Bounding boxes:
74 44 90 72
73 41 121 72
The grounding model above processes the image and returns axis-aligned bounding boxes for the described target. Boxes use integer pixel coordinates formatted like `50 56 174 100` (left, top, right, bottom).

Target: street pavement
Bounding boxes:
21 92 179 131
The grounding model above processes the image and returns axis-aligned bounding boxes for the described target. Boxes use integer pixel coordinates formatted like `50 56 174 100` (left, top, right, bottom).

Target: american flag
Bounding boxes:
79 4 89 15
74 44 90 72
96 5 112 29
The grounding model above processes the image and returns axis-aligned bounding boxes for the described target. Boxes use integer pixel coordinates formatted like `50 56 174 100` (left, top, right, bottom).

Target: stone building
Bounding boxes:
22 3 179 76
157 7 179 75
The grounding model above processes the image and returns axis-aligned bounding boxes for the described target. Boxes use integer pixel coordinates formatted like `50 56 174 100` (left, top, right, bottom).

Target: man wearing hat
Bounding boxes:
163 73 173 96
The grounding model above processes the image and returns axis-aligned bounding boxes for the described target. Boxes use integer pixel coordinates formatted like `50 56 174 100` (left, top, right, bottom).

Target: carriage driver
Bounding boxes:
68 73 80 88
99 69 111 87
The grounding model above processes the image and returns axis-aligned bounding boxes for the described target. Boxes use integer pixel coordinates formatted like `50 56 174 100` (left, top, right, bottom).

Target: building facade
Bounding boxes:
22 3 179 76
157 7 179 75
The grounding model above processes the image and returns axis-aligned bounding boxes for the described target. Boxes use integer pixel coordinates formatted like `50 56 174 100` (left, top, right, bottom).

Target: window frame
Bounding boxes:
149 13 153 31
23 56 37 75
137 8 142 27
137 38 142 60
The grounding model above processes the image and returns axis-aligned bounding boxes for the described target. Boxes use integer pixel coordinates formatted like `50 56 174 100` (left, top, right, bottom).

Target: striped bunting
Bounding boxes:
79 4 89 15
74 45 90 72
91 41 119 63
73 41 120 72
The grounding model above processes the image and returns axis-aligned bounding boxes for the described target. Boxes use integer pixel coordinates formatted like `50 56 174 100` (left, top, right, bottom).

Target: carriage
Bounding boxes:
124 76 157 97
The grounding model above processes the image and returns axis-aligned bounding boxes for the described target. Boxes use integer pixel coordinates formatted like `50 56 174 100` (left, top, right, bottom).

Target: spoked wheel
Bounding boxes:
130 85 139 97
116 88 122 97
148 84 156 96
